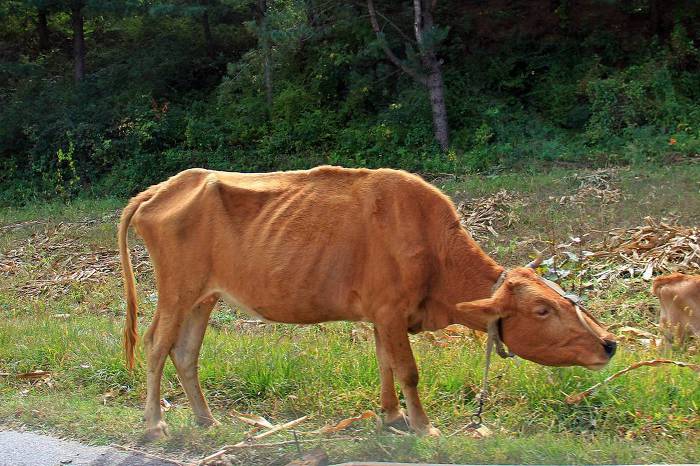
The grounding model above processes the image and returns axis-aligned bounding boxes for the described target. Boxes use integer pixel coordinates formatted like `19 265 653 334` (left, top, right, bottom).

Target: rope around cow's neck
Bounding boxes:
469 319 513 428
465 272 515 428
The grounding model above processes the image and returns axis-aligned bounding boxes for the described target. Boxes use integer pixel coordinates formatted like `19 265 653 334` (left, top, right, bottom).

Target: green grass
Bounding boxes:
1 163 699 464
0 197 124 224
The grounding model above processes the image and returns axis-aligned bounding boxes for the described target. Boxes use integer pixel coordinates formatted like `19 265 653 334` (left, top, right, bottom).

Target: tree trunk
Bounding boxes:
263 49 272 112
256 0 273 118
425 65 449 151
201 9 215 57
414 0 449 150
71 4 85 82
367 0 449 150
37 9 50 51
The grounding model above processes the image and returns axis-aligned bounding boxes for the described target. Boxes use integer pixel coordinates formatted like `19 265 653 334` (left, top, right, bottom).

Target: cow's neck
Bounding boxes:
426 227 504 332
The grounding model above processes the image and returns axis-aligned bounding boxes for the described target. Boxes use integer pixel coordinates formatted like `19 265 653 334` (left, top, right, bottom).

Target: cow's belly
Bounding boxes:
217 290 274 323
215 285 365 325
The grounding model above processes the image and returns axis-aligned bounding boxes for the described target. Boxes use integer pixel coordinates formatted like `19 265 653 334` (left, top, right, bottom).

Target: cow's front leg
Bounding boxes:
375 316 440 437
374 326 408 429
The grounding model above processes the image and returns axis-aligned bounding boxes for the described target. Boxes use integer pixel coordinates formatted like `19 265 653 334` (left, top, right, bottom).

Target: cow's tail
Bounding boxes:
119 184 159 371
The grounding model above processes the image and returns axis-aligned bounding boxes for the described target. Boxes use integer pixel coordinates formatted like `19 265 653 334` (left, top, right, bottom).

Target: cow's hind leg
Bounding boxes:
170 296 219 427
142 305 180 441
374 326 408 429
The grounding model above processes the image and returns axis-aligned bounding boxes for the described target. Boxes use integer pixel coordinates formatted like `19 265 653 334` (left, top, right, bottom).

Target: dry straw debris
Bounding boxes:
314 410 377 434
586 216 700 280
420 324 485 348
0 218 150 297
457 190 524 241
555 169 622 206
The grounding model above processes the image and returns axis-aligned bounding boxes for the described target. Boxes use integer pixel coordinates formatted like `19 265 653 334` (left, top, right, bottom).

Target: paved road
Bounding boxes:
0 431 178 466
3 430 697 466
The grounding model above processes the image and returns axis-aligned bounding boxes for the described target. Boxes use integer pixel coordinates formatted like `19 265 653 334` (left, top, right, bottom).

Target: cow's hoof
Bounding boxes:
415 425 441 437
196 416 221 428
143 421 168 442
383 409 409 431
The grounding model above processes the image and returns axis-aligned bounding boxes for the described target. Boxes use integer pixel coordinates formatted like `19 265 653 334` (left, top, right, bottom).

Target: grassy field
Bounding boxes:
1 163 699 465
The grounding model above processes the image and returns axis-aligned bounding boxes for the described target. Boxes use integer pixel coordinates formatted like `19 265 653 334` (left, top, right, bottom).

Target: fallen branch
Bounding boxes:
565 359 700 404
199 414 311 464
226 436 361 451
367 0 428 85
16 370 51 379
386 426 409 436
198 434 362 465
235 415 309 446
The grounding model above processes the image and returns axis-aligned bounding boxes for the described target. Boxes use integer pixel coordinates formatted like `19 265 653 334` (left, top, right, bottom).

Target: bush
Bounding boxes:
585 61 682 142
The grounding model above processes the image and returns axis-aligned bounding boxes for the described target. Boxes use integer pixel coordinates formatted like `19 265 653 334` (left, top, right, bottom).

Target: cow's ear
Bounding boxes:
455 297 505 317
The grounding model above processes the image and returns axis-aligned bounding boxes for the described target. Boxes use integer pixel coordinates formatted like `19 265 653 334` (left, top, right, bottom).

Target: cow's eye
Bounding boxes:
535 307 550 317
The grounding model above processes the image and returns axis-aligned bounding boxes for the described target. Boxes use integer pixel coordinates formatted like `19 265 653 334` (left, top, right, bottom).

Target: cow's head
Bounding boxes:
456 259 617 369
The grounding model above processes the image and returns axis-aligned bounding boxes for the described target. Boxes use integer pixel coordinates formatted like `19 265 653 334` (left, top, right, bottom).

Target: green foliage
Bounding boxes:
586 63 675 141
2 0 700 203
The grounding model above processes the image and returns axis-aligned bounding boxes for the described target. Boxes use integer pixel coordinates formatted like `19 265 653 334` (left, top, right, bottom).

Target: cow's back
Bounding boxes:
130 166 456 324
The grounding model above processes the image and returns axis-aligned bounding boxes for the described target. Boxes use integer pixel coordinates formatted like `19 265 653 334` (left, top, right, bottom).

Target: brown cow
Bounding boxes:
652 273 700 347
119 166 616 440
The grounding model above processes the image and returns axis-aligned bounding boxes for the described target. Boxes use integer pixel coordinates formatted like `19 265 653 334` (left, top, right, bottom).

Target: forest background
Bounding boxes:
1 0 700 204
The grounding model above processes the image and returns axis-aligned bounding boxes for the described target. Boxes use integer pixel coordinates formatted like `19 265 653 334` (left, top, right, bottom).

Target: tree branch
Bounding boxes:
367 0 427 85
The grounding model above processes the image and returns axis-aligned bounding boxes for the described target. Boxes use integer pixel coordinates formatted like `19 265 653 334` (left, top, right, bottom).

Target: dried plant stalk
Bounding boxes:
565 359 700 404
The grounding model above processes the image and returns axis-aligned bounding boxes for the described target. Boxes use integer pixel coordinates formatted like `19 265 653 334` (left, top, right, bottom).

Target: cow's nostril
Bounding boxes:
603 339 617 358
